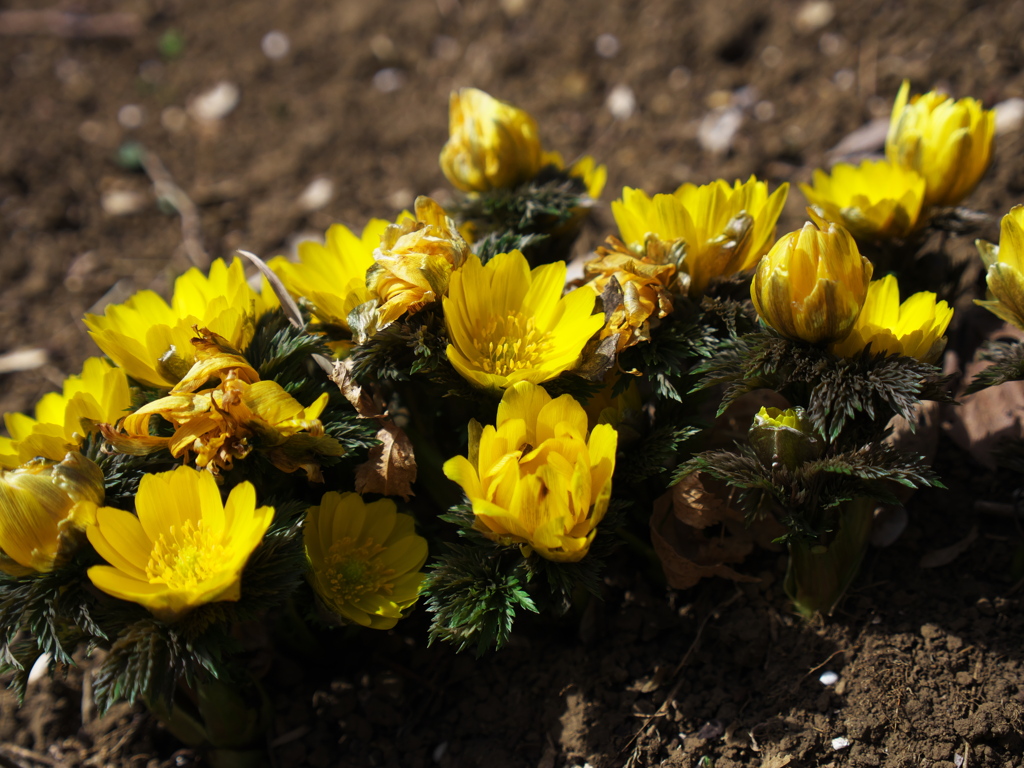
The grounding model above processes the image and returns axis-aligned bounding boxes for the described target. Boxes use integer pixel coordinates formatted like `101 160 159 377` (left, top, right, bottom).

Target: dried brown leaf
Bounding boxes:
355 419 417 501
651 473 781 590
919 525 978 569
329 358 382 418
944 323 1024 470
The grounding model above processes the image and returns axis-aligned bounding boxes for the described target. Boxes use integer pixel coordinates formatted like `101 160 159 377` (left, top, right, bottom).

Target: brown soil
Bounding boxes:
2 0 1024 766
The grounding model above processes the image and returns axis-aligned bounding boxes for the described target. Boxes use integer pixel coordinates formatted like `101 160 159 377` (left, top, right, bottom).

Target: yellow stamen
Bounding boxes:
323 537 395 601
146 520 226 590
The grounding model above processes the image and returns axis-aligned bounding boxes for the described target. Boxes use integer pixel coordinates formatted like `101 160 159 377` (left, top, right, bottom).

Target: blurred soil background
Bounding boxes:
2 0 1024 766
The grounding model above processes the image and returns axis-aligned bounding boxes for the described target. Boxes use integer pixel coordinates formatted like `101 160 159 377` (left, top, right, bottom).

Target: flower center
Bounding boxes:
323 537 394 601
145 519 225 590
478 311 550 376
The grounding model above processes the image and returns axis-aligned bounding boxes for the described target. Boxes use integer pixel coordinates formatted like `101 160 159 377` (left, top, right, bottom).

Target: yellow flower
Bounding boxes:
87 466 273 622
611 177 789 297
886 79 995 208
365 197 470 331
1 357 131 469
303 491 427 630
269 219 391 341
444 250 603 391
0 452 104 576
584 239 675 351
975 205 1024 329
440 88 545 192
830 275 952 363
800 159 926 241
115 352 341 480
751 219 873 344
84 258 272 388
443 382 617 562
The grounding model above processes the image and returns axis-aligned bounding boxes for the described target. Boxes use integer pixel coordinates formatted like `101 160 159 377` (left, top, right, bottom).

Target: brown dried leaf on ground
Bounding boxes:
650 473 784 589
943 323 1024 470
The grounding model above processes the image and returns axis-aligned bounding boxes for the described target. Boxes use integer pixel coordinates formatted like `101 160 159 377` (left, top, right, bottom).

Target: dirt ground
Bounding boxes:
2 0 1024 766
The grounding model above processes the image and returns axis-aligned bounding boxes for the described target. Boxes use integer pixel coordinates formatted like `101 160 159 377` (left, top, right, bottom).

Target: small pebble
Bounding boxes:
161 106 188 133
819 670 839 686
297 177 334 212
831 737 851 751
595 33 620 58
0 349 49 375
606 84 636 120
995 98 1024 135
190 81 240 122
698 106 743 156
117 104 143 129
795 1 835 33
373 68 404 93
261 31 290 60
101 189 148 216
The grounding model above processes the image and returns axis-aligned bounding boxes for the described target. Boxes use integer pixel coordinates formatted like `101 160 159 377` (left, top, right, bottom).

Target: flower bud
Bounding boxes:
975 205 1024 330
751 219 873 344
0 452 104 575
749 407 820 471
439 88 544 193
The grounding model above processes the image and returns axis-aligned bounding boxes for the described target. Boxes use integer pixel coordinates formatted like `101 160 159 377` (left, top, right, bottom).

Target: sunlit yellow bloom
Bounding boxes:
444 382 616 562
975 205 1024 330
304 491 426 630
87 466 273 622
751 219 873 344
84 258 272 389
112 350 343 479
611 177 789 297
269 219 391 341
445 250 603 391
584 239 675 350
800 159 926 241
440 88 544 192
886 79 995 208
0 357 131 469
0 452 104 576
365 197 470 331
830 275 952 363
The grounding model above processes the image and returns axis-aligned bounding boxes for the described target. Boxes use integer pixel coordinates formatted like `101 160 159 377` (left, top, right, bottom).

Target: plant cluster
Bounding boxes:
0 80 1014 760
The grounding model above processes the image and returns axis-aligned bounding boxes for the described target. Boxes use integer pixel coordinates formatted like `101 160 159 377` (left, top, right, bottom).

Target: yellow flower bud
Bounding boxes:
886 80 995 208
0 452 104 575
830 275 953 363
749 406 820 470
751 219 873 344
440 88 545 193
800 159 926 241
975 205 1024 330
